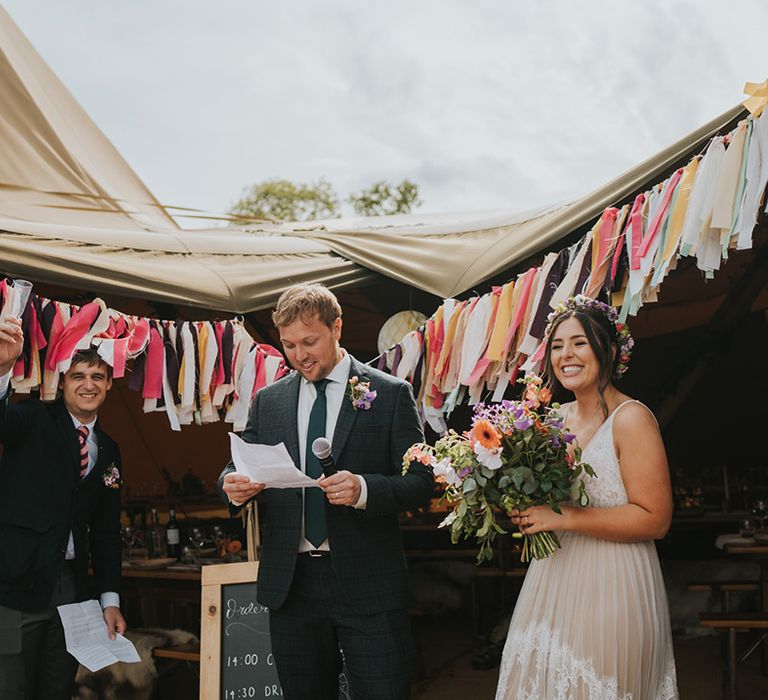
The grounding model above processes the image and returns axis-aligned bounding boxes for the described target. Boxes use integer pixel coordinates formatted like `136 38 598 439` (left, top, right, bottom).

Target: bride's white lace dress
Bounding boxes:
495 401 678 699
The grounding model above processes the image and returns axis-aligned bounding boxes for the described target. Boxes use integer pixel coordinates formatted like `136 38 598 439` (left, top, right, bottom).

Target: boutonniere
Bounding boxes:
103 464 121 489
348 376 377 411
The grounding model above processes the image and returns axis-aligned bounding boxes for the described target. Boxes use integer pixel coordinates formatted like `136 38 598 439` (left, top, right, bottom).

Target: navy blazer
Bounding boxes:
0 396 122 612
218 356 433 614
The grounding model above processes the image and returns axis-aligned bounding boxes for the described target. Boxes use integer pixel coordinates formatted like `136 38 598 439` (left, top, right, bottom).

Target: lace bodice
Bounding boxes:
578 402 637 508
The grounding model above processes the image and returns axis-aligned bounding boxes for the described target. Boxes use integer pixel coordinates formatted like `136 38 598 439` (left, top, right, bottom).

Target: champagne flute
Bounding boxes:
740 518 756 538
190 526 206 561
1 279 32 319
751 500 767 531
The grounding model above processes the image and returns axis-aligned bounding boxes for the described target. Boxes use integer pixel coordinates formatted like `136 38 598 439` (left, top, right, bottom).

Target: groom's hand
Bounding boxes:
222 473 265 506
319 471 361 507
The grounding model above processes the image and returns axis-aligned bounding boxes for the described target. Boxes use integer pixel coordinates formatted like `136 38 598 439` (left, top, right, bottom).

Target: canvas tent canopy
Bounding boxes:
2 3 766 500
0 5 751 315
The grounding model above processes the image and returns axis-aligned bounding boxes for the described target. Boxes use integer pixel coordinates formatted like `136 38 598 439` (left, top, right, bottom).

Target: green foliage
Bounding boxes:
229 178 423 223
229 178 340 223
347 179 422 217
402 377 594 564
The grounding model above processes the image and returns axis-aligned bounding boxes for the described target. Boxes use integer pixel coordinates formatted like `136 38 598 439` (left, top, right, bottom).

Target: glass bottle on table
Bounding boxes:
166 504 180 560
148 508 166 558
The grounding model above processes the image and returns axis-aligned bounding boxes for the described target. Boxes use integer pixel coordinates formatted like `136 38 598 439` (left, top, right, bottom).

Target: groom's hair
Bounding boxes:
272 283 342 329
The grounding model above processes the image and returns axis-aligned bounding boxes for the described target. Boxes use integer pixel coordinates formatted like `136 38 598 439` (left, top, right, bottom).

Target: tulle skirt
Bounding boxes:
495 531 678 700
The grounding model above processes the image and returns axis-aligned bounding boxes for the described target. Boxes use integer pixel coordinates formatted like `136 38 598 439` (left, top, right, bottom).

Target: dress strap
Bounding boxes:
609 399 658 427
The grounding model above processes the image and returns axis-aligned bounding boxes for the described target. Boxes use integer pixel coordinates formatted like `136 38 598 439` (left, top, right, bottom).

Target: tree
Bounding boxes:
229 178 339 223
228 178 422 223
348 179 422 217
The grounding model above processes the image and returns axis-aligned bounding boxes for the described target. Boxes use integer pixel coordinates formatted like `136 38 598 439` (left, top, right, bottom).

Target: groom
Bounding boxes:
219 283 433 699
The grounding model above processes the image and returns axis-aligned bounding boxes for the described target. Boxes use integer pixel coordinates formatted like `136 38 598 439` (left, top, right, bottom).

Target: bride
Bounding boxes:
495 296 678 699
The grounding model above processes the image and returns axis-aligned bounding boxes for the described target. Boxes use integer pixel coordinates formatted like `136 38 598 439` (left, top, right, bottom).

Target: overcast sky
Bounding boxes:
4 0 768 223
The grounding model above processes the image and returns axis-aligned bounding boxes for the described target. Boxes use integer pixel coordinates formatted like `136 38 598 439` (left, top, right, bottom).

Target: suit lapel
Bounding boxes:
53 401 80 479
331 357 363 461
283 373 302 470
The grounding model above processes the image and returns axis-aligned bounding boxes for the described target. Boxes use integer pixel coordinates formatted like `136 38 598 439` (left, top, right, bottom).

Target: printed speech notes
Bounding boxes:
229 434 320 489
57 600 140 672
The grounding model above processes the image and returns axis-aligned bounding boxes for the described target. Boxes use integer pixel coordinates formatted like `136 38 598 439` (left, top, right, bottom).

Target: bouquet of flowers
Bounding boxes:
403 375 595 563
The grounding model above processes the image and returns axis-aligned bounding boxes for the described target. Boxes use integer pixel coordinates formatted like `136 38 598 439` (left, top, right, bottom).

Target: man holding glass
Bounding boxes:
0 314 126 700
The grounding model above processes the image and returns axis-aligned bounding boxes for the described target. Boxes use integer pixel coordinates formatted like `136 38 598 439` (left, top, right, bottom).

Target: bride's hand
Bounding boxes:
514 505 571 535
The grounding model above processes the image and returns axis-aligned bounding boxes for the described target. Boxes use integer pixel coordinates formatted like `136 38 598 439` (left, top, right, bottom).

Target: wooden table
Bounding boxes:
724 541 768 672
122 564 203 628
724 542 768 609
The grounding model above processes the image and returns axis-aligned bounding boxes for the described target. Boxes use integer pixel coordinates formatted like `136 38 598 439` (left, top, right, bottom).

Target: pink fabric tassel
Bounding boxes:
252 349 266 396
111 338 129 378
637 169 684 259
45 302 100 371
501 268 538 356
628 194 646 270
143 327 164 399
128 318 150 356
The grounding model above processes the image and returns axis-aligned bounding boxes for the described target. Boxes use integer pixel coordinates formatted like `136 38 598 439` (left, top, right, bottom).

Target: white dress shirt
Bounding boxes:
0 373 119 609
296 351 367 553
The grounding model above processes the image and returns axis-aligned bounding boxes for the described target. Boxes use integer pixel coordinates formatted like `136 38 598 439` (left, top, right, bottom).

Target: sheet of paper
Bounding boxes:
229 433 319 489
57 600 140 672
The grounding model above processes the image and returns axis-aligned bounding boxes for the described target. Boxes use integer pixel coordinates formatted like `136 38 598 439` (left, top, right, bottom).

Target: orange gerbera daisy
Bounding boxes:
470 419 502 451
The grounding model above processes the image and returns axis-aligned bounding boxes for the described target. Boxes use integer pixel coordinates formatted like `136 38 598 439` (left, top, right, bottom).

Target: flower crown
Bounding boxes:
544 295 634 378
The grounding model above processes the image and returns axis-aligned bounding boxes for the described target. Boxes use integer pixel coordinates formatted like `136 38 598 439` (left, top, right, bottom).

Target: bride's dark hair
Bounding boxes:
542 308 618 418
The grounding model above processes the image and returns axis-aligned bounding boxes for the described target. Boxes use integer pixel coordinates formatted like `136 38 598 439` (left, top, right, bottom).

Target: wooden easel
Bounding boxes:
199 503 260 700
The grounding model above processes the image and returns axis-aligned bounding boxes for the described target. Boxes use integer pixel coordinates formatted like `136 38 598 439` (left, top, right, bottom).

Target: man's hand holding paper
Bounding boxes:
225 434 320 505
222 472 265 506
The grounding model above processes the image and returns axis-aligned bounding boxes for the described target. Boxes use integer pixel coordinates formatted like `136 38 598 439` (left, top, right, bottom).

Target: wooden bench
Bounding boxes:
687 580 759 612
699 612 768 699
152 642 201 665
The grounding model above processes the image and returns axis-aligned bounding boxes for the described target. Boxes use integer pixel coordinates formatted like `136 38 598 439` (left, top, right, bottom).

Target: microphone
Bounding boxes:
311 437 338 477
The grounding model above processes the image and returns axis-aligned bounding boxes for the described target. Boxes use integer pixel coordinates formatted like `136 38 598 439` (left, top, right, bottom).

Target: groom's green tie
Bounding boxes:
305 378 329 547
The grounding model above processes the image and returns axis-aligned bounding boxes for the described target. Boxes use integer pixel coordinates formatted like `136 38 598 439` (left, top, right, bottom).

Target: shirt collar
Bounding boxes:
68 412 97 432
301 350 351 387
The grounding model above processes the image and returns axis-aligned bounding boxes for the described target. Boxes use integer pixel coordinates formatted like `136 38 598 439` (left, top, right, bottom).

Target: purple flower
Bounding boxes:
563 432 576 444
348 378 376 410
551 437 561 448
513 416 533 431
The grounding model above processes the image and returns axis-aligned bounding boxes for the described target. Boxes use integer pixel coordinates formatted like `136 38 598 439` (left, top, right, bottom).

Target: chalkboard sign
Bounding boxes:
220 580 278 699
201 562 351 700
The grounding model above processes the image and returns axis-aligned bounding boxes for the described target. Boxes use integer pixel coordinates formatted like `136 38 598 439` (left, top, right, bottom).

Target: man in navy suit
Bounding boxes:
0 316 125 700
219 284 433 699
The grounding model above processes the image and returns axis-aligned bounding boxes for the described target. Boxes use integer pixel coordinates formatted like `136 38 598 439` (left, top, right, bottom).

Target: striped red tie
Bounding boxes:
77 425 89 478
